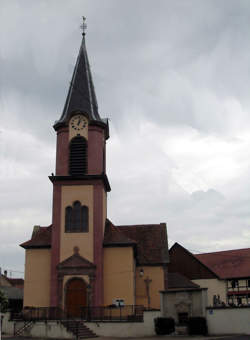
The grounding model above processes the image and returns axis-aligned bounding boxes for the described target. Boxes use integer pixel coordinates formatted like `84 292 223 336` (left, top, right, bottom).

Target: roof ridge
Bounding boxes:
195 247 250 256
117 223 162 228
38 225 52 231
104 219 137 244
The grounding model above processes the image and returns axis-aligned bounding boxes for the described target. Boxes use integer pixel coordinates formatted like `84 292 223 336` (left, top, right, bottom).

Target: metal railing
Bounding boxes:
11 307 66 321
81 305 144 322
11 305 144 322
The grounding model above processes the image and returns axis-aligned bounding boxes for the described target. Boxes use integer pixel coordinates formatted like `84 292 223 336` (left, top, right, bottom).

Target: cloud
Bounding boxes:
1 0 250 275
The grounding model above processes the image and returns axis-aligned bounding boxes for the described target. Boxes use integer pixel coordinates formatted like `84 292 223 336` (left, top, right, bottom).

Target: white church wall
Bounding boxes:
85 310 160 337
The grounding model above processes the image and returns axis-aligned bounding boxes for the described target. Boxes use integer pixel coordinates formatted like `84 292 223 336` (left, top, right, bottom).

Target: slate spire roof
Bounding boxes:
54 30 104 130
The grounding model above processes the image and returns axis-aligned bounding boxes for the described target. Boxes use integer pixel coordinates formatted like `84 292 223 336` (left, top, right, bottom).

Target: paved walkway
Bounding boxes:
98 336 249 340
2 335 250 340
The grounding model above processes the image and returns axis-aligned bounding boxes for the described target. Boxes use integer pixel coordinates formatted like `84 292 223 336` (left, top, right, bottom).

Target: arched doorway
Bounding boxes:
65 278 87 317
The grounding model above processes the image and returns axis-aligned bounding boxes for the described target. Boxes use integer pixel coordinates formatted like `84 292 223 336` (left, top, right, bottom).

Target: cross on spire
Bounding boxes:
80 16 87 35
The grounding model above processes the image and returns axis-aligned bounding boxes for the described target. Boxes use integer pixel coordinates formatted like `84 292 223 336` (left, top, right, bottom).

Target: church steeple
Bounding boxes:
46 20 110 309
54 18 105 130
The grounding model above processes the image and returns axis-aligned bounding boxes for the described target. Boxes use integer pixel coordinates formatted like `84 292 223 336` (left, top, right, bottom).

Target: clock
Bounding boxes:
70 115 87 131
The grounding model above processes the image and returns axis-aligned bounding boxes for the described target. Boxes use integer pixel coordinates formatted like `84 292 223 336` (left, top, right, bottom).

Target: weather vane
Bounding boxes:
80 16 87 35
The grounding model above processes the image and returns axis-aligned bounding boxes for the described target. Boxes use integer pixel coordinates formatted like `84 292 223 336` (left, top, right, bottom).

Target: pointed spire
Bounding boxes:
54 18 104 130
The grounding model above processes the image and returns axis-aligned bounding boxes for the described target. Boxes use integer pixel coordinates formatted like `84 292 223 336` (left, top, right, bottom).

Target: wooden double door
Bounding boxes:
65 278 87 317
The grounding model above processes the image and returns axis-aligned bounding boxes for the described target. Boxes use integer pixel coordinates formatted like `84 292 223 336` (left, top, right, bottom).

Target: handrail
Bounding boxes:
11 306 66 321
10 305 144 322
81 305 144 322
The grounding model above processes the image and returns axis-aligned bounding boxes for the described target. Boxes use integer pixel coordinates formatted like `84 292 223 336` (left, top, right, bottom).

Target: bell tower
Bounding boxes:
49 20 110 308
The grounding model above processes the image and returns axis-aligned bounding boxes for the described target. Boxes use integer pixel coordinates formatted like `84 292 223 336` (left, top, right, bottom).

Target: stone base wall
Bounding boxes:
2 313 73 339
86 311 160 337
206 306 250 335
2 311 160 338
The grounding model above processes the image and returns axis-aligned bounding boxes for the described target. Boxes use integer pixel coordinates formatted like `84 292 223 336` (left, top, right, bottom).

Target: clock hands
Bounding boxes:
71 116 86 130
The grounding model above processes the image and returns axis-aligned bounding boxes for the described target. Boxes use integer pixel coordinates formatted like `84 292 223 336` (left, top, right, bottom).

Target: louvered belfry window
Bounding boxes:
65 201 89 232
69 136 87 175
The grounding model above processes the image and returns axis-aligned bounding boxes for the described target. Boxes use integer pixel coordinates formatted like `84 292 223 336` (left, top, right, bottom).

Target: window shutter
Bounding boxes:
69 136 88 175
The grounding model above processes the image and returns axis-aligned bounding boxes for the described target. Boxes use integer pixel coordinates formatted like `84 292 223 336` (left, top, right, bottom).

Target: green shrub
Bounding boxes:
0 290 8 313
188 316 208 335
154 317 175 335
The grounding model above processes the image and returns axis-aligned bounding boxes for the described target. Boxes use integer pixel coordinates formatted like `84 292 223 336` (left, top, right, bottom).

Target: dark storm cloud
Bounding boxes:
91 0 250 133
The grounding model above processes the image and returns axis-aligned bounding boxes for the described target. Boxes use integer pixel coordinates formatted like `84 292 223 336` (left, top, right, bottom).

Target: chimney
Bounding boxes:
32 225 40 237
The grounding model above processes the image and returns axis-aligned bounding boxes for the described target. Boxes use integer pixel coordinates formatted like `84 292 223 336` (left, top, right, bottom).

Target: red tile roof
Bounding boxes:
20 220 169 267
20 225 52 249
103 219 137 246
7 278 24 288
168 272 201 289
104 220 169 265
169 242 218 279
195 248 250 279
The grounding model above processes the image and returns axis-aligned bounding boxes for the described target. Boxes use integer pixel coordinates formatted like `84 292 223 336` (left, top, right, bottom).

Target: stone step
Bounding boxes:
175 325 188 335
15 321 33 336
61 320 98 339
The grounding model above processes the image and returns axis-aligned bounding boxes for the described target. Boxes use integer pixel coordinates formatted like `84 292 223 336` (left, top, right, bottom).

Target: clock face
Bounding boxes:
70 115 88 131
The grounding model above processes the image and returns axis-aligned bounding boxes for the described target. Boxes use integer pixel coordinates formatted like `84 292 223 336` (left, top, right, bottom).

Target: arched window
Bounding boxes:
69 136 88 176
65 201 89 233
65 206 72 231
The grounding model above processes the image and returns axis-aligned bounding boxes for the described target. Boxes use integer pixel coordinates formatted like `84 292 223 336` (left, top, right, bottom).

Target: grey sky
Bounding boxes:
1 0 250 277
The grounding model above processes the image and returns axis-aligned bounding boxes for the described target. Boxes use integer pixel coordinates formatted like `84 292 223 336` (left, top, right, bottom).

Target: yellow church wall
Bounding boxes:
103 247 135 306
136 266 164 309
23 249 51 307
60 185 94 262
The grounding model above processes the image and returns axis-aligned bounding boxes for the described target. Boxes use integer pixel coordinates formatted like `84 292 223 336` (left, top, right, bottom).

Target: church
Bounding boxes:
20 24 169 317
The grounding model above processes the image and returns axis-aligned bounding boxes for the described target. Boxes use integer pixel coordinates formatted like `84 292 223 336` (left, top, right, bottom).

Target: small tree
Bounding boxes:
0 290 8 313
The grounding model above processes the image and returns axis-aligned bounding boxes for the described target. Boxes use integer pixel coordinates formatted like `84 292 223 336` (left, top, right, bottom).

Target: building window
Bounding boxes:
247 279 250 288
231 279 238 288
65 201 88 232
237 297 242 305
69 136 88 175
